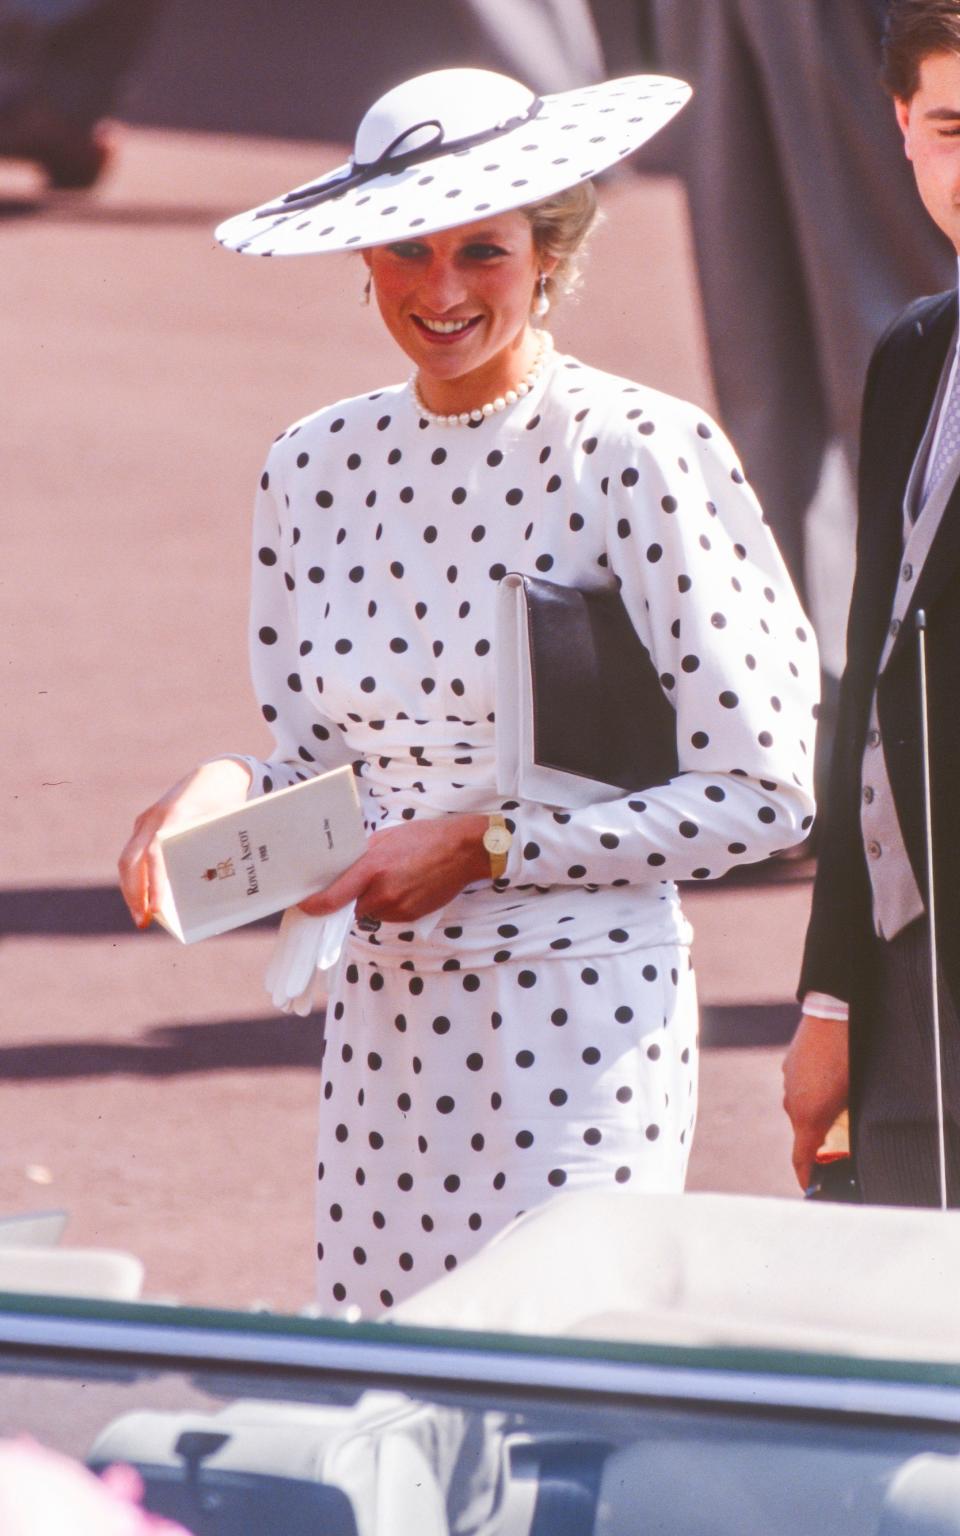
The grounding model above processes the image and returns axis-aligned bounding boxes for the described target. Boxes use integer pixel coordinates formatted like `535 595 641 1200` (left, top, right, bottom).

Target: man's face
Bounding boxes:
896 49 960 255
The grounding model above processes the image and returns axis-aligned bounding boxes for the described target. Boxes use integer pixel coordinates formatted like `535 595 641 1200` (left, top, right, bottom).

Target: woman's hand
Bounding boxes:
300 814 490 925
118 758 253 929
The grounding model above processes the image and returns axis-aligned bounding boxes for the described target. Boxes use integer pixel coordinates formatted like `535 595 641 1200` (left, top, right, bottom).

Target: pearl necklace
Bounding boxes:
410 330 553 427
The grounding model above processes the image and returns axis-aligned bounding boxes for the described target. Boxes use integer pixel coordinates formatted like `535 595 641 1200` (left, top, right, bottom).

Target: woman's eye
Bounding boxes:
463 243 508 260
386 242 427 259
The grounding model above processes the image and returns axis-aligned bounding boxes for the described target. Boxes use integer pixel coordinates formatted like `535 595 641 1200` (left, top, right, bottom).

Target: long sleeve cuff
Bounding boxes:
802 991 849 1022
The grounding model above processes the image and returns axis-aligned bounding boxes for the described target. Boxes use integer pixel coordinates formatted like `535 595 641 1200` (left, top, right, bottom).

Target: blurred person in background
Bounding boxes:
785 0 960 1206
0 0 163 187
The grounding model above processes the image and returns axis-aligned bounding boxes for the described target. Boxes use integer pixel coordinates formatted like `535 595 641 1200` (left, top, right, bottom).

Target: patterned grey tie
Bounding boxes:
921 358 960 514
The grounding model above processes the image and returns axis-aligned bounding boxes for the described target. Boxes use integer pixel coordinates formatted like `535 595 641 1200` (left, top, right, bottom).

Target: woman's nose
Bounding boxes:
419 258 467 312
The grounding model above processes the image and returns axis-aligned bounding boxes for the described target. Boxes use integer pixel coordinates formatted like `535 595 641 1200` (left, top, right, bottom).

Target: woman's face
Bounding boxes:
363 211 555 410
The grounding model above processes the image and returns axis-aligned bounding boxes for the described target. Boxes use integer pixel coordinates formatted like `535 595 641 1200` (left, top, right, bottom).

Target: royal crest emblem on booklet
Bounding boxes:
154 765 365 943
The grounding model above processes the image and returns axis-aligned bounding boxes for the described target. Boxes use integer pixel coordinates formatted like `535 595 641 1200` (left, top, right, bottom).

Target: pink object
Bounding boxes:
0 1438 193 1535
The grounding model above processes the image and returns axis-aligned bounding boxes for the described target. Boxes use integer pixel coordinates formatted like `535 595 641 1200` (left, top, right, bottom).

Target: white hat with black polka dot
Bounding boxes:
215 67 690 258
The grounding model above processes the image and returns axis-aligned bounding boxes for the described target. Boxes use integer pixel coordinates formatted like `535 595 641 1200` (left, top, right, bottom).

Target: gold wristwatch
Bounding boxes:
482 813 512 879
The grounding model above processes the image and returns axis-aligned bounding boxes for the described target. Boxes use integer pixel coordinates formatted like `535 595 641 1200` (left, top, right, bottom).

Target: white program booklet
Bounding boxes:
154 765 365 944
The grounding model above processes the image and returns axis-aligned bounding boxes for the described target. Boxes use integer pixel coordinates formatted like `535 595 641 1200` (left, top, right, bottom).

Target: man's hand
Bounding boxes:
782 1014 850 1191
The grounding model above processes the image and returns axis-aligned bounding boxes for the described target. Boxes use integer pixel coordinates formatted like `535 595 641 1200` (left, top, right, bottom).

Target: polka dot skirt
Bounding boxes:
317 941 697 1315
239 350 817 1317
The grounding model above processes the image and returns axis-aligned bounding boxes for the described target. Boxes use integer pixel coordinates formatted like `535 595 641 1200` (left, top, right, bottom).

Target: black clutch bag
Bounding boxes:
495 572 679 808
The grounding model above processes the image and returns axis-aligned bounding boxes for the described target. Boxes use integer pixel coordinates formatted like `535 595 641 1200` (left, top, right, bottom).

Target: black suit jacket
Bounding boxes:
800 290 960 1095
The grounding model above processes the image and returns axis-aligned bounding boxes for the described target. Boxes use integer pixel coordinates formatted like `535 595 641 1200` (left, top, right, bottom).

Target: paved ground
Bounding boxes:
0 125 812 1314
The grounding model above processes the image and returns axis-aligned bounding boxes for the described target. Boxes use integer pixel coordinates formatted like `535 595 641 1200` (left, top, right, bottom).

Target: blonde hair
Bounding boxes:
520 180 601 306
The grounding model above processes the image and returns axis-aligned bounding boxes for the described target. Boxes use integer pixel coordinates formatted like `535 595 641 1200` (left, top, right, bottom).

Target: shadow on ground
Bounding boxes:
0 1014 324 1079
0 886 277 938
700 1003 796 1048
0 1004 791 1081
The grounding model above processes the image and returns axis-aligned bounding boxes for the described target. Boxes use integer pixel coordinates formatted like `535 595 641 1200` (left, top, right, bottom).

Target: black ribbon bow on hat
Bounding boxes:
255 96 545 219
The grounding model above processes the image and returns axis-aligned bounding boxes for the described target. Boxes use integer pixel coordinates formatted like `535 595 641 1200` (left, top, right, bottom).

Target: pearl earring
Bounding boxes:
533 272 550 318
362 274 372 306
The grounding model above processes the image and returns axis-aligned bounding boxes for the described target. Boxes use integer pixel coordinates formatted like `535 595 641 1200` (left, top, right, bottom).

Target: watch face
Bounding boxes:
483 827 512 855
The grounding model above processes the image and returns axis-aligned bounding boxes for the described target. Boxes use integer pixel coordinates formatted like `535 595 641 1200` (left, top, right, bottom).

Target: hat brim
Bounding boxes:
215 74 690 257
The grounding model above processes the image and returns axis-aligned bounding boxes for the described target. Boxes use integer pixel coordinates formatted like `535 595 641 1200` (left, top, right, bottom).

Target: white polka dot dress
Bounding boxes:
243 350 818 1318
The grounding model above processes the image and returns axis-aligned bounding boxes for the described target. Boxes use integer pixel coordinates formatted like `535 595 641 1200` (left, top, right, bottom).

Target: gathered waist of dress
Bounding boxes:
348 878 693 973
341 720 693 968
352 720 497 817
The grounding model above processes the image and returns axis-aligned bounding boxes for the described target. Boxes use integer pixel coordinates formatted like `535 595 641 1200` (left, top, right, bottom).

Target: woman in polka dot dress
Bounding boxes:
119 68 818 1317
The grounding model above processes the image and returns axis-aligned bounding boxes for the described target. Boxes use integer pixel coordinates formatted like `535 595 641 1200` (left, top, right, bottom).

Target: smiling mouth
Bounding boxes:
413 315 482 337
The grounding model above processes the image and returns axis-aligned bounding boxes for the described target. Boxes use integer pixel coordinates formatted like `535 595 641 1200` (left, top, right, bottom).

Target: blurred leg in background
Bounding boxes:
455 0 605 90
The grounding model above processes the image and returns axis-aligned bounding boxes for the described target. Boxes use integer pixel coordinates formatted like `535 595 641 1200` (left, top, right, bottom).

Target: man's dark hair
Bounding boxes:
882 0 960 98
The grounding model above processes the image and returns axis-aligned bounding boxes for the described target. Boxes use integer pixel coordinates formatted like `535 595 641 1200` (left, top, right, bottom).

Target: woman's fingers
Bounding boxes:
142 827 171 925
299 816 489 923
299 864 368 917
118 822 155 926
118 759 254 931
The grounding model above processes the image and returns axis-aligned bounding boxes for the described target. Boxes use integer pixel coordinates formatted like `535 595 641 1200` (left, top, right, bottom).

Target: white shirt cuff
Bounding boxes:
802 991 849 1022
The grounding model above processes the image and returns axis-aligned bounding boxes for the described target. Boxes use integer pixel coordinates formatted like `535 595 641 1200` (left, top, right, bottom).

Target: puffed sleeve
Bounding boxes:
229 444 357 798
499 397 818 888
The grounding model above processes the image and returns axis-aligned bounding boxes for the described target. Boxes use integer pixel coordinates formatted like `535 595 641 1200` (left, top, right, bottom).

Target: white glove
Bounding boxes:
264 903 354 1017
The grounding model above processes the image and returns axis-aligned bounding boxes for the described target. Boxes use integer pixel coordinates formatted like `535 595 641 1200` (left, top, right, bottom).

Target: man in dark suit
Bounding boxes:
784 0 960 1205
